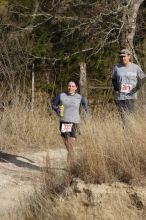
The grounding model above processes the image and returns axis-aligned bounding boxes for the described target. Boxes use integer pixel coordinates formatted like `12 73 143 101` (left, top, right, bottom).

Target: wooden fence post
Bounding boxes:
79 62 87 98
31 63 35 111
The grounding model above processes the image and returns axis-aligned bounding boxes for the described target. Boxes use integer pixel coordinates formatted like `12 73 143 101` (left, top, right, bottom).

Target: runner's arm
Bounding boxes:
130 78 146 95
112 79 119 91
136 67 146 90
128 68 146 95
81 96 89 114
111 67 119 91
52 94 61 116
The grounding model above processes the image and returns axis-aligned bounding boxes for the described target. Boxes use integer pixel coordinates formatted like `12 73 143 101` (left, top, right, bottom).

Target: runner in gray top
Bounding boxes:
52 79 89 167
112 48 146 124
52 92 88 123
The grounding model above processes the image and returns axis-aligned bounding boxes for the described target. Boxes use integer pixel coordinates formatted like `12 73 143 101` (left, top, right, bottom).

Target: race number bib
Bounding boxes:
61 123 73 133
121 84 132 93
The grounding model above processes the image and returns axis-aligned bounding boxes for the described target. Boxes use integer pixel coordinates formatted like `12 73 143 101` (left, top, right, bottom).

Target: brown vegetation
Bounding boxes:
0 99 146 219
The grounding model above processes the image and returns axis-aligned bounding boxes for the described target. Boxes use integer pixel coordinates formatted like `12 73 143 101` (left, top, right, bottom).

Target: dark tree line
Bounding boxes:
0 0 146 103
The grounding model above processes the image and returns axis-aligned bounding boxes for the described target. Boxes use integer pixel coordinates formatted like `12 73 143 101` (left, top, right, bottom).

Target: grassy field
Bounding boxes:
1 99 145 184
0 98 146 219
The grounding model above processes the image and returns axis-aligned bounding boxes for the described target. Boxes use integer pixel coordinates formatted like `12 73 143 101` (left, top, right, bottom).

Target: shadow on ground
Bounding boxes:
0 151 41 171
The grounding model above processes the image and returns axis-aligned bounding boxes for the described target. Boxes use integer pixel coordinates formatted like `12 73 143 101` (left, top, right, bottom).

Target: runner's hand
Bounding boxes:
126 88 136 96
59 105 64 111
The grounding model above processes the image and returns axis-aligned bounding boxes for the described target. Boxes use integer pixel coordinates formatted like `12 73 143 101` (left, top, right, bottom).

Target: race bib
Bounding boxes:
61 123 73 133
121 84 132 93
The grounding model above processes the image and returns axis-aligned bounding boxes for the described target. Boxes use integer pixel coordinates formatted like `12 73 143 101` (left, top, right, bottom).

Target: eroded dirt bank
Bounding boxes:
0 149 146 220
59 178 146 220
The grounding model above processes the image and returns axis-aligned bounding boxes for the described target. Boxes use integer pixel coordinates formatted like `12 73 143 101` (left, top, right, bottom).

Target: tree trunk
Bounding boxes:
120 0 144 61
79 62 87 98
24 0 39 32
120 0 145 101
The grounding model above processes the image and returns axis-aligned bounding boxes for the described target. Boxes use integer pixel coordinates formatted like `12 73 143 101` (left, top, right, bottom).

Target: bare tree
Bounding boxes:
0 0 145 101
120 0 144 63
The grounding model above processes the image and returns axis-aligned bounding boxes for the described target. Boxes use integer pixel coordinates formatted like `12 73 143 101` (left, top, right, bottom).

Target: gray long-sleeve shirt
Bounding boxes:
52 92 89 123
111 63 146 100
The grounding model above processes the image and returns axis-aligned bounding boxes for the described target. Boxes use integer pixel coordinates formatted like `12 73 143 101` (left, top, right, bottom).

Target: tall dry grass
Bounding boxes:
76 109 146 184
5 167 76 220
0 95 146 183
2 101 146 219
0 95 60 152
0 96 145 183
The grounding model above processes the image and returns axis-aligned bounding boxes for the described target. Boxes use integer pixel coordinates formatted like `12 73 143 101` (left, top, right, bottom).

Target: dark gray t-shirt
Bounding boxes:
112 63 146 100
52 92 88 123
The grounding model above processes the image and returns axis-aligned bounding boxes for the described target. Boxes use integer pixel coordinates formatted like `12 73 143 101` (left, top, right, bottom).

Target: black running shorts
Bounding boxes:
60 122 80 138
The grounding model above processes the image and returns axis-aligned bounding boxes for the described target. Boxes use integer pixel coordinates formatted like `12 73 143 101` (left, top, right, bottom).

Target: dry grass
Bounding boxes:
22 108 146 219
6 171 74 220
75 109 146 184
1 100 146 219
0 96 60 152
0 97 145 183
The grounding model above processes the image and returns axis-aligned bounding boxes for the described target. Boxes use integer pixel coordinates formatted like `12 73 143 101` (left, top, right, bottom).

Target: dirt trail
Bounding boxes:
0 149 67 218
0 149 146 220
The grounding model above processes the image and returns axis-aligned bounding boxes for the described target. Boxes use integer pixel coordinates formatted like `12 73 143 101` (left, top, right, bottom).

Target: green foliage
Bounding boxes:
12 0 33 8
0 0 7 12
0 0 146 103
0 0 6 6
33 28 53 57
35 82 56 93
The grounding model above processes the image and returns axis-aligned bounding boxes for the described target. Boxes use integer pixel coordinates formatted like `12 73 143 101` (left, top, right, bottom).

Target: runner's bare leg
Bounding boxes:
63 137 76 166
